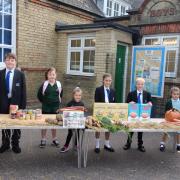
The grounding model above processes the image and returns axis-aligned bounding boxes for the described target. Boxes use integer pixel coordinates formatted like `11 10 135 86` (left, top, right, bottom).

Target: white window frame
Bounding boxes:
106 0 113 17
67 34 96 76
113 2 119 16
0 0 16 68
142 34 180 78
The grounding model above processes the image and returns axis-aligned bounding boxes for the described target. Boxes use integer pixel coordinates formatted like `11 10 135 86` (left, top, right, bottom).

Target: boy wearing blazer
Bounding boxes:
123 78 152 152
94 73 115 153
0 53 26 153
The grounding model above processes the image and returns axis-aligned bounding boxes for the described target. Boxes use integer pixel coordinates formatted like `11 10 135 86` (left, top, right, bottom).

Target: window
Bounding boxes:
114 2 119 16
121 6 126 15
68 35 96 75
0 0 16 64
106 0 112 17
143 35 179 77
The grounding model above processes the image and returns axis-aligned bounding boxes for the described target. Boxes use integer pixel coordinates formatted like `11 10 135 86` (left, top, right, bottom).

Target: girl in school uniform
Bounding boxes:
60 87 84 152
160 87 180 152
37 67 62 148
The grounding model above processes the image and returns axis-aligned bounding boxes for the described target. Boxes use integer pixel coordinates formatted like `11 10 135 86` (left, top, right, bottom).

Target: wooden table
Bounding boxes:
0 114 84 168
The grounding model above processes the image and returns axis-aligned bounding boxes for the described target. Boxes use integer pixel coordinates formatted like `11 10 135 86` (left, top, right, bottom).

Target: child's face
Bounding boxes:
47 71 56 82
136 81 144 91
74 92 82 102
103 76 112 88
5 57 16 70
172 91 179 100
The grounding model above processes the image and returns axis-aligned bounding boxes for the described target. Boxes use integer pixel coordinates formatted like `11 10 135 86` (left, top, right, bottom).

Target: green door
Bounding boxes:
115 44 127 102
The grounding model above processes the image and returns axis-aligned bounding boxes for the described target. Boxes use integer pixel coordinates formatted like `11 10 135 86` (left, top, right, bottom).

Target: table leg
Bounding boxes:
76 129 84 168
83 130 90 168
172 132 177 153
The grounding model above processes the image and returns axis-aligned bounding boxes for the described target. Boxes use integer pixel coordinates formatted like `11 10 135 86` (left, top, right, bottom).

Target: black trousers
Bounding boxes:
2 129 21 147
64 129 79 147
1 98 21 147
127 132 143 146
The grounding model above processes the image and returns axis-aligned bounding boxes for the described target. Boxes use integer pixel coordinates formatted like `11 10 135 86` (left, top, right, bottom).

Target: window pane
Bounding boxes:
145 38 160 45
4 30 11 44
0 0 2 12
0 12 2 27
163 37 177 46
85 39 96 47
165 50 176 73
83 50 95 73
3 48 11 59
4 0 12 13
71 39 81 47
0 29 2 43
4 14 11 29
70 52 80 71
0 48 2 62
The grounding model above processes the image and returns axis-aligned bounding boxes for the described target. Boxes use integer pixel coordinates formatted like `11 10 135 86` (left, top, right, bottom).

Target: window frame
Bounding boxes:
113 2 119 16
67 34 96 76
0 0 16 66
106 0 113 17
142 35 180 78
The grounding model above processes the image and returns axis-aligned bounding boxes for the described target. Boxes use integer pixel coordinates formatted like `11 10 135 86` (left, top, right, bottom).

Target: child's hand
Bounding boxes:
148 102 152 106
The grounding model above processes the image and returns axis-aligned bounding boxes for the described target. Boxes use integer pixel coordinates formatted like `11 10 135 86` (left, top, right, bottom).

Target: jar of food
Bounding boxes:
25 114 31 120
35 109 42 120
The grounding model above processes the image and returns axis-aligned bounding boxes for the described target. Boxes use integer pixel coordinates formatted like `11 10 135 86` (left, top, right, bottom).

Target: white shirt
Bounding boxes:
104 86 110 103
5 68 15 98
137 90 143 103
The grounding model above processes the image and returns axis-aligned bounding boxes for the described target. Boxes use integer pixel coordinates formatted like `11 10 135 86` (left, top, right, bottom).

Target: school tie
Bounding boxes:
6 70 11 95
106 89 110 101
137 92 142 104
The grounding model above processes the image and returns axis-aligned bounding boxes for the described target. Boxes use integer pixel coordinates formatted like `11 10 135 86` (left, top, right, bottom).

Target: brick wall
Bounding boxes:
16 0 93 106
56 28 133 110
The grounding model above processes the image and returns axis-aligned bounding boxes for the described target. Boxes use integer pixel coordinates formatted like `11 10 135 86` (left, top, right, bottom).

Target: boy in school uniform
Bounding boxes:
0 53 26 153
123 77 152 152
94 73 116 153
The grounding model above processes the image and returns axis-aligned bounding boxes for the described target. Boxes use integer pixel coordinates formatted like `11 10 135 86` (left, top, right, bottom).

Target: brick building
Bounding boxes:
0 0 179 116
0 0 137 109
128 0 180 116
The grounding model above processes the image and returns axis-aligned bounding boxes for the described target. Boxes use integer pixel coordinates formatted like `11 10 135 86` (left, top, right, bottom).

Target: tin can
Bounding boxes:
25 114 31 120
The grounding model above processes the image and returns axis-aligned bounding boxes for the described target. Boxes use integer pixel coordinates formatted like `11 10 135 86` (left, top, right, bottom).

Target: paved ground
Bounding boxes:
0 130 179 180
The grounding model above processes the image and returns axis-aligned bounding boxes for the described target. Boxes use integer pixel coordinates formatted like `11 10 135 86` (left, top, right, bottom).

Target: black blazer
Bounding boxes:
165 100 173 112
126 90 152 104
95 85 116 103
0 68 26 113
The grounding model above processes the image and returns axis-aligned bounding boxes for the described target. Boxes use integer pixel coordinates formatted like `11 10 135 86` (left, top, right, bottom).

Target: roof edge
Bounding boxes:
48 0 104 18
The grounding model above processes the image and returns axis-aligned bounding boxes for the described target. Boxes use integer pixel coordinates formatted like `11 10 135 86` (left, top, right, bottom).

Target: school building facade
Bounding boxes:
0 0 179 116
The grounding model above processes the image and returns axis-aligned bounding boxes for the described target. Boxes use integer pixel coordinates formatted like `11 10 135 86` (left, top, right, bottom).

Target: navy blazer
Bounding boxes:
126 90 152 104
94 85 116 103
0 68 27 113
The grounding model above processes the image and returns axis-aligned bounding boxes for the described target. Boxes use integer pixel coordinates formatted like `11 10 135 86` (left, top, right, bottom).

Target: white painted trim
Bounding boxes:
12 0 16 54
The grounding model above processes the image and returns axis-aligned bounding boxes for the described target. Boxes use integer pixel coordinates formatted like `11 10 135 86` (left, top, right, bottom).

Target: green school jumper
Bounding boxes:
38 83 60 114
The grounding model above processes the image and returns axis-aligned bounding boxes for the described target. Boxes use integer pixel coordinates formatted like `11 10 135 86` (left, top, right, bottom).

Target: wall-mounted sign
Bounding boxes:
150 8 176 17
131 46 166 97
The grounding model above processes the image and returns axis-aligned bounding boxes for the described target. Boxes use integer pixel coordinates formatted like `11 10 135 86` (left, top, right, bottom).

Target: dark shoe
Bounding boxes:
138 146 146 152
39 140 46 148
160 144 165 152
94 148 100 153
177 146 180 153
0 145 10 153
51 140 60 148
123 143 131 150
12 146 21 153
60 146 69 153
104 145 115 152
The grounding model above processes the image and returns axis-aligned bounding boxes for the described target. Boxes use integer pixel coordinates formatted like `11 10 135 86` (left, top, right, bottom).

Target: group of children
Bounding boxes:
38 68 180 153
